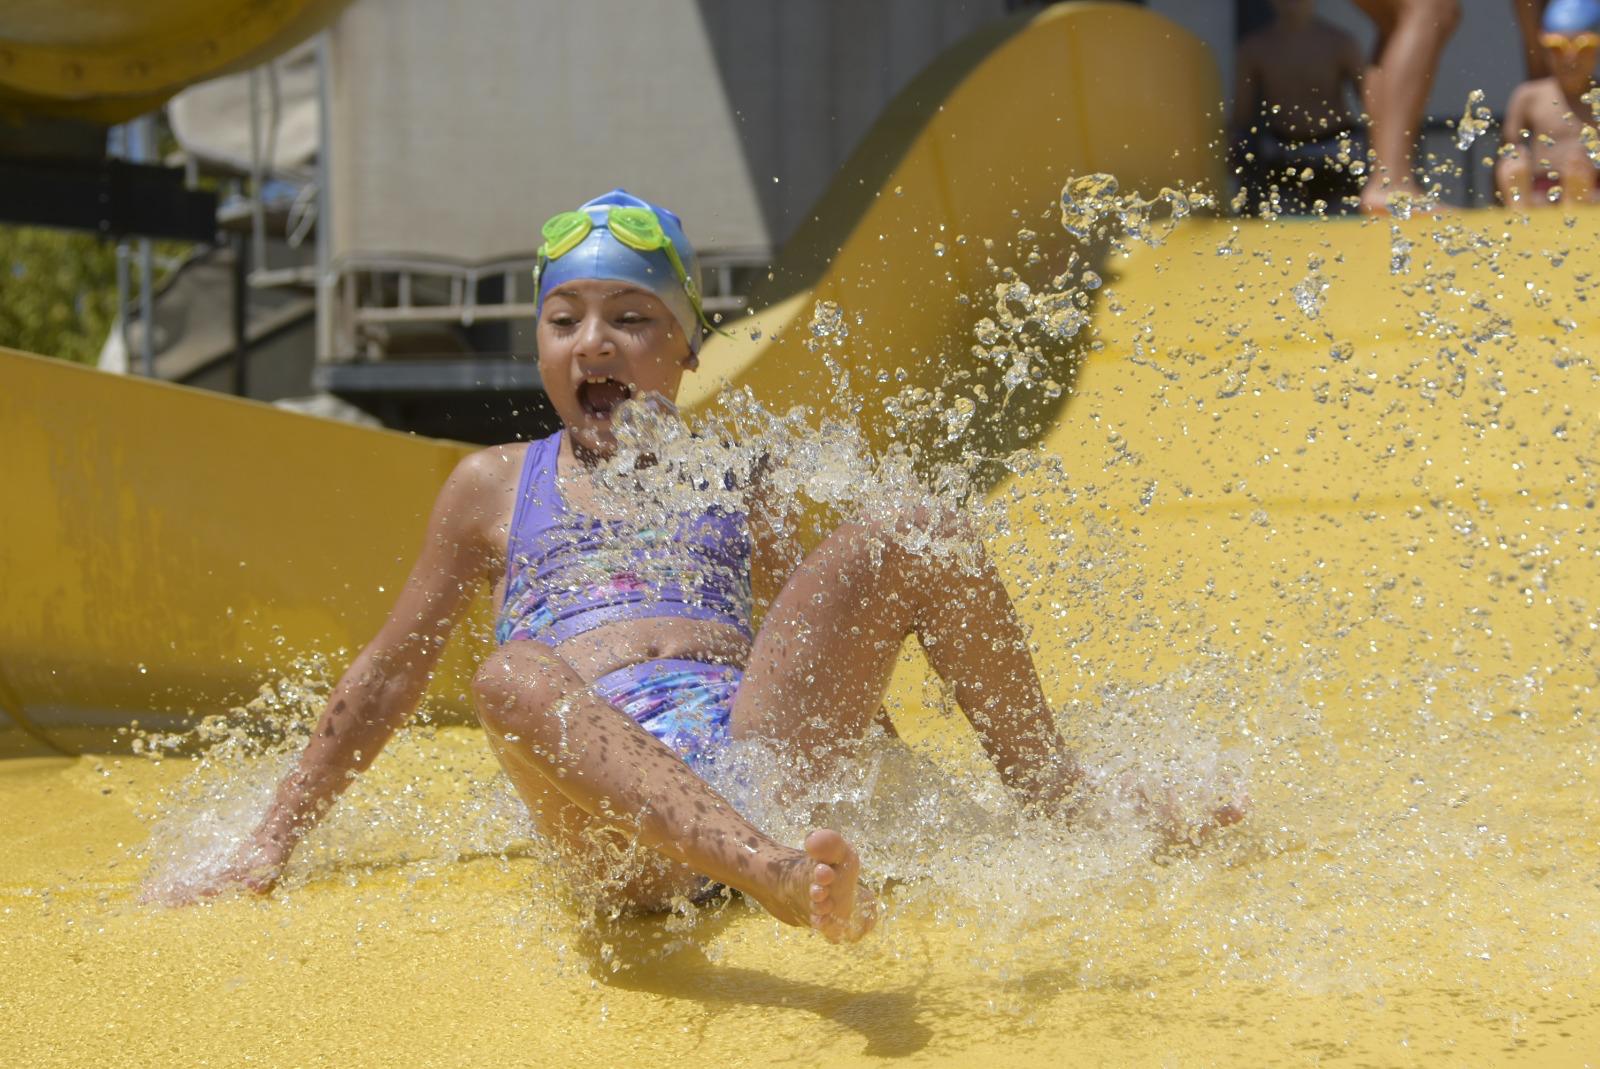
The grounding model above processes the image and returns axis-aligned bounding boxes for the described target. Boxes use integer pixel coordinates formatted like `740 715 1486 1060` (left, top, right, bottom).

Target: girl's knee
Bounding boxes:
821 506 988 604
849 502 980 558
471 644 569 732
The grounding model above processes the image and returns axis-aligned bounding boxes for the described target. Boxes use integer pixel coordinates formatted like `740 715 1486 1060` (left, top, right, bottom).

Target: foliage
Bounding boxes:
0 224 124 365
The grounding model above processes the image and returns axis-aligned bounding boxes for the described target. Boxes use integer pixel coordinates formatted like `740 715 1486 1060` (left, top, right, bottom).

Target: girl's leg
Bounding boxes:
472 640 873 941
1351 0 1462 212
731 514 1079 808
1496 144 1535 208
1555 140 1598 206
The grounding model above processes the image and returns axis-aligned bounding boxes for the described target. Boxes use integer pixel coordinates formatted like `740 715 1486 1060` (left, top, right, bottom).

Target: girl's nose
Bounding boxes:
571 315 614 365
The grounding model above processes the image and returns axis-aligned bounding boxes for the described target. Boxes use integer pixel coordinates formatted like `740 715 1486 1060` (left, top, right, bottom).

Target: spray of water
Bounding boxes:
119 131 1600 1012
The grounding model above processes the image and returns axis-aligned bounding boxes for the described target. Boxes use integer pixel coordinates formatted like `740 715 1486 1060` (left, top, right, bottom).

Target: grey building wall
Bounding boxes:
328 0 1012 265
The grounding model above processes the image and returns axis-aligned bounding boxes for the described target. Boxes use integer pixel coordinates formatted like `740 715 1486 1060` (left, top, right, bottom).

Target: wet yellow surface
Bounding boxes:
3 715 1597 1067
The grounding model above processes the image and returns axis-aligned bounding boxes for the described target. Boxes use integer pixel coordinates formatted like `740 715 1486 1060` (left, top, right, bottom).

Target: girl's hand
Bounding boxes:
139 833 290 907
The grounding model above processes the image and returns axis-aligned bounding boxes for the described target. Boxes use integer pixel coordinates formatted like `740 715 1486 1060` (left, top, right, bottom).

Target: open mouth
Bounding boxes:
577 377 633 419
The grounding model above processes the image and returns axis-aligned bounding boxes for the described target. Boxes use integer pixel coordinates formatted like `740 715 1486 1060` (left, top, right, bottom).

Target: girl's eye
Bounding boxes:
618 312 649 325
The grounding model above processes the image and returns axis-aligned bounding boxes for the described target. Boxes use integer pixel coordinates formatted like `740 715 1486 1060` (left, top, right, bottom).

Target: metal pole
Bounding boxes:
115 243 131 370
134 115 156 377
314 31 335 361
233 230 250 396
138 238 155 377
109 124 133 372
248 68 268 277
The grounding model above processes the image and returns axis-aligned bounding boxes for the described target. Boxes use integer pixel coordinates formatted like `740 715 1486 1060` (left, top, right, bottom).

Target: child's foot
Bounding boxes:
760 829 876 943
1360 177 1449 217
803 829 875 943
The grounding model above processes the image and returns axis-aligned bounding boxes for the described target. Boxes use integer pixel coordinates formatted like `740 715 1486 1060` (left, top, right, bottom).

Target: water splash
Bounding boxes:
1389 225 1413 275
1291 256 1328 319
111 166 1600 1026
1455 89 1492 151
1578 87 1600 168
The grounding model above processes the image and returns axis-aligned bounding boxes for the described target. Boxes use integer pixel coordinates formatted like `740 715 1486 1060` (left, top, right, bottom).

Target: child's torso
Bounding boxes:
487 432 755 679
1251 24 1358 139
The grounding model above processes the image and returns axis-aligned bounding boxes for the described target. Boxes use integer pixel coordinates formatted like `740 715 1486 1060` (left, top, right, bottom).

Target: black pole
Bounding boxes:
232 231 249 397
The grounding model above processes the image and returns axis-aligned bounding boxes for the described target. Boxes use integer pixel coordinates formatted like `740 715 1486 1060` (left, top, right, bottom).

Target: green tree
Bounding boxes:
0 224 123 365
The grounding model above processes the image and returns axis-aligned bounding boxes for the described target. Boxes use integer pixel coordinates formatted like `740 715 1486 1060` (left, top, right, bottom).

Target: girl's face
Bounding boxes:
536 279 696 456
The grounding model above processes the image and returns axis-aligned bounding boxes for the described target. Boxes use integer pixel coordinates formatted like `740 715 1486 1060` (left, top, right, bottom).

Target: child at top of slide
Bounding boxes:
151 189 1243 942
1233 0 1365 148
1231 0 1367 213
1497 0 1600 207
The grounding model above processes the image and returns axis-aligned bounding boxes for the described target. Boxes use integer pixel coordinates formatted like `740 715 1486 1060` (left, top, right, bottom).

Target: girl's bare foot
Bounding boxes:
803 829 875 942
756 829 876 943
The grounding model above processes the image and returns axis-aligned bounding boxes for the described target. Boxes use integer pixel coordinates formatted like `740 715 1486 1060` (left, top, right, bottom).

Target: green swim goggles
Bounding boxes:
533 206 724 336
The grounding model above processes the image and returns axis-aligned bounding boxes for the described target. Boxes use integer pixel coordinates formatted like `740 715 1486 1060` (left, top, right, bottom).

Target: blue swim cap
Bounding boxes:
1544 0 1600 34
535 188 705 353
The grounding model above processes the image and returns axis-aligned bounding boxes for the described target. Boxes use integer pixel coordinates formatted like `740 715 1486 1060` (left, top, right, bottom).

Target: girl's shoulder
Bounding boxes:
457 440 532 488
447 436 553 529
459 430 560 489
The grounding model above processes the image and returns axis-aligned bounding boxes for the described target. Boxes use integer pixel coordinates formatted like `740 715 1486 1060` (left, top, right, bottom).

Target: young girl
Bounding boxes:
160 189 1234 943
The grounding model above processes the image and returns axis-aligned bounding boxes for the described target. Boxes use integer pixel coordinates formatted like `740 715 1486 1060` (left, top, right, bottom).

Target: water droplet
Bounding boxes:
1455 89 1491 151
1292 271 1327 319
944 397 976 442
1389 227 1413 275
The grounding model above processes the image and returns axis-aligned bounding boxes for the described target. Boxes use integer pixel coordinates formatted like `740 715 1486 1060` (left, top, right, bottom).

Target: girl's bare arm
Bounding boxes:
258 450 502 847
160 450 504 900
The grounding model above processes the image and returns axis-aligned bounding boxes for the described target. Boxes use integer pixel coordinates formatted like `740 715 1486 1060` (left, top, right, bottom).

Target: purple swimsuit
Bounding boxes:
494 430 752 769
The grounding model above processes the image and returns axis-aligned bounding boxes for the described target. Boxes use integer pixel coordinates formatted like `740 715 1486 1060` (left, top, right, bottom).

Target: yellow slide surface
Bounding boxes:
4 4 1598 1066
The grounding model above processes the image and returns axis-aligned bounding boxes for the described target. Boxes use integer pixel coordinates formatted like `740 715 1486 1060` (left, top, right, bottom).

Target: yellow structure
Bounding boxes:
3 4 1597 1066
0 0 351 123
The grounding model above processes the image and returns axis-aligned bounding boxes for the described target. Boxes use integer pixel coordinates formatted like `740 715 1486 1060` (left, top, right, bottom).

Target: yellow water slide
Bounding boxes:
4 3 1598 1065
0 0 350 123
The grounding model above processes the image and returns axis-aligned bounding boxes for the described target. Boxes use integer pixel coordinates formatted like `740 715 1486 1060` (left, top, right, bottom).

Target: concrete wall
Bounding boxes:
329 0 1011 264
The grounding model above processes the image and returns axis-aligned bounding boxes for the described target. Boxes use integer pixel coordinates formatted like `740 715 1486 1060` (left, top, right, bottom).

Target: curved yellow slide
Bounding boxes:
0 0 351 123
3 4 1598 1066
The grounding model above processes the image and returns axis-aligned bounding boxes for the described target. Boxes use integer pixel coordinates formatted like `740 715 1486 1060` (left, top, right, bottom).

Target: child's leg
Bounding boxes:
1497 144 1535 207
1351 0 1462 212
731 514 1080 808
1555 140 1599 206
472 640 872 941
